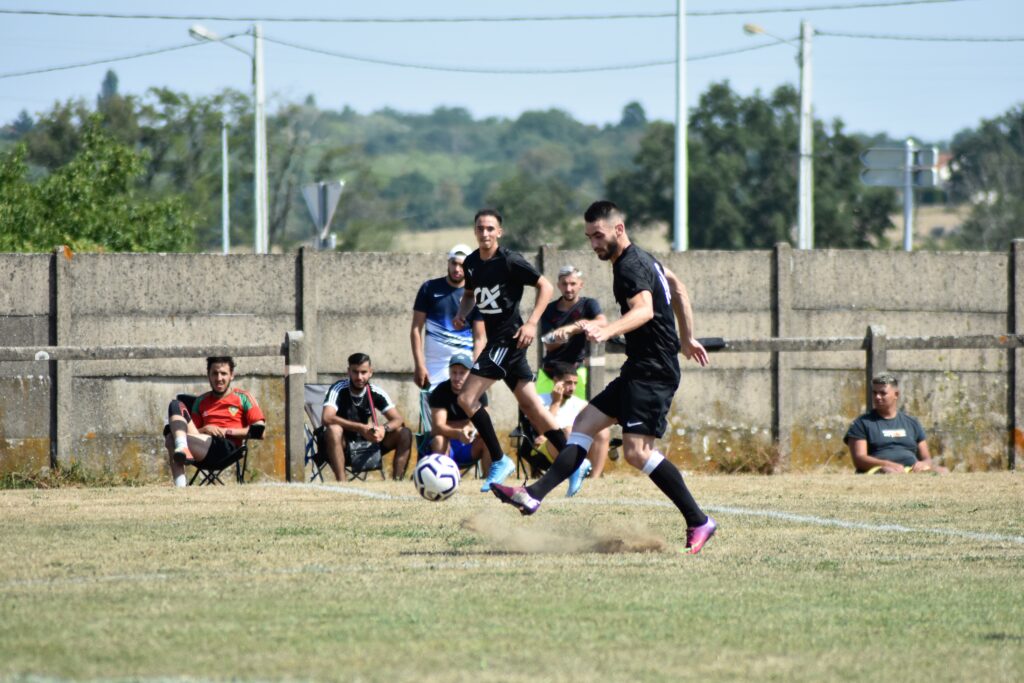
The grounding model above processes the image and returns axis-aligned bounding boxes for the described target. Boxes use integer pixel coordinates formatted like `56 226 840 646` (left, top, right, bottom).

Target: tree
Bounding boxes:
619 101 647 129
485 169 581 250
607 81 896 248
0 120 196 252
948 105 1024 250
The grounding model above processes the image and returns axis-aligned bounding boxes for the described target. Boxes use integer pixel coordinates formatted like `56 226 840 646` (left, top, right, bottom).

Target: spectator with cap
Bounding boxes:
411 243 485 390
426 352 491 472
845 373 949 474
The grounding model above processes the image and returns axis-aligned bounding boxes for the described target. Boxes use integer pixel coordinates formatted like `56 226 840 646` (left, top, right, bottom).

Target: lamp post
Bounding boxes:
673 0 687 252
189 23 269 254
744 21 814 249
221 116 230 254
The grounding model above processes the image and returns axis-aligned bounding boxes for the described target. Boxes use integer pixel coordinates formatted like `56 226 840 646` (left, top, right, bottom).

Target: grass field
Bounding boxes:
1 473 1022 682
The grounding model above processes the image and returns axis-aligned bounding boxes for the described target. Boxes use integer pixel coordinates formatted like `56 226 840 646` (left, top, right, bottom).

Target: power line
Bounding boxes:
817 29 1024 41
0 1 971 24
0 40 215 80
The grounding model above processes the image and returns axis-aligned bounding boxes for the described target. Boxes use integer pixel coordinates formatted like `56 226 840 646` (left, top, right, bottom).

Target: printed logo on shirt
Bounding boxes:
229 406 239 416
881 429 907 438
476 285 502 314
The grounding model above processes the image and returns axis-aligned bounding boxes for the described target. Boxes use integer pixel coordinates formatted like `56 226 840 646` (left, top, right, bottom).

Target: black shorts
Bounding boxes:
471 341 534 391
589 375 679 437
205 436 236 461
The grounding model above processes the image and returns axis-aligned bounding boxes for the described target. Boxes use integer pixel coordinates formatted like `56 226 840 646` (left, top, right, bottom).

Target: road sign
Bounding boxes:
860 169 940 188
861 146 939 170
302 180 345 246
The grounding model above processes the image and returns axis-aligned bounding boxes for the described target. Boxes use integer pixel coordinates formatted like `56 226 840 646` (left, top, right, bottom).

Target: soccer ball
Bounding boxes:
413 454 461 501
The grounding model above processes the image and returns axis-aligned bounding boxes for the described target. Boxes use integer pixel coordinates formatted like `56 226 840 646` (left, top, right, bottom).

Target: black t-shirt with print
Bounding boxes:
463 246 542 345
613 244 681 383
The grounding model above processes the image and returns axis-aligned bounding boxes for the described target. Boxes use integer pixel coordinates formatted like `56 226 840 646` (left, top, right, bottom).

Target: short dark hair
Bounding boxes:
584 200 622 224
348 352 371 367
872 373 899 387
206 356 235 372
547 361 577 379
474 208 503 226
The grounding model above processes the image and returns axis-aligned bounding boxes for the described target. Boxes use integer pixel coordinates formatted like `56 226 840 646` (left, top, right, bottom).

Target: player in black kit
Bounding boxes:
492 200 718 554
453 209 571 492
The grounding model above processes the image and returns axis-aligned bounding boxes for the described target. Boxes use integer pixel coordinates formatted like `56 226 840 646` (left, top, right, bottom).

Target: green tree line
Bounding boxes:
1 70 1020 253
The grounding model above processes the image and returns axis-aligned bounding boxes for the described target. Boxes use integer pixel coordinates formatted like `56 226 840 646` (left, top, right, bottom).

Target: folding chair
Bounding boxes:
165 393 265 486
510 410 552 480
303 383 386 482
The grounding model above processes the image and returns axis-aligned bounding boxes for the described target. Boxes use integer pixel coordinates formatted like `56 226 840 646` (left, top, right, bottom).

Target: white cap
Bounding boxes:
448 244 472 260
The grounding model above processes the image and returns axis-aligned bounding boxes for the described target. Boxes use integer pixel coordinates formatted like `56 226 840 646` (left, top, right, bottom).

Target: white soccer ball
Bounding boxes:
413 454 461 501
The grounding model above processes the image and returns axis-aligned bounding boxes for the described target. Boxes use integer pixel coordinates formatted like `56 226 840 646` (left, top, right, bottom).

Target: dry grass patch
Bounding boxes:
0 474 1022 682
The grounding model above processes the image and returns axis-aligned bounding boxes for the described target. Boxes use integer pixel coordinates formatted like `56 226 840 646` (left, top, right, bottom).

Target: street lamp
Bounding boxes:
189 24 269 255
744 21 814 250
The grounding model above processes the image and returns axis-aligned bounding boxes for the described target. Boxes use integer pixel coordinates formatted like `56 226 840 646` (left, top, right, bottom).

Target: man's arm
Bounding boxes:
377 407 405 444
431 407 474 443
847 438 906 473
582 291 653 343
543 313 608 352
452 290 475 330
664 267 709 367
321 405 370 440
472 318 487 359
514 275 554 349
410 310 430 389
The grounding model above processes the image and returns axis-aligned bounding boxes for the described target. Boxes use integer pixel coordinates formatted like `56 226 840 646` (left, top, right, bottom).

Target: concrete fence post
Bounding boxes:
771 243 794 472
50 246 73 469
298 247 318 384
866 325 888 412
1010 239 1024 469
284 330 307 482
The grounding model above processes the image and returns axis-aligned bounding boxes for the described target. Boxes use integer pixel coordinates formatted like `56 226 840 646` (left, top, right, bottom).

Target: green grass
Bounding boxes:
1 474 1022 682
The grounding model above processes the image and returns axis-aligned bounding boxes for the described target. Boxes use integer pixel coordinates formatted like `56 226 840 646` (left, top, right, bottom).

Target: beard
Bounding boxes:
595 241 620 261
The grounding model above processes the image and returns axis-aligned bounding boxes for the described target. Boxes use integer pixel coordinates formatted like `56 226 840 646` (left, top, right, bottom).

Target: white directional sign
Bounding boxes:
861 146 940 172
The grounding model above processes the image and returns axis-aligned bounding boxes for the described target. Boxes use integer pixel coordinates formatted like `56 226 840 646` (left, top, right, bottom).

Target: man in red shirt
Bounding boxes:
164 356 265 487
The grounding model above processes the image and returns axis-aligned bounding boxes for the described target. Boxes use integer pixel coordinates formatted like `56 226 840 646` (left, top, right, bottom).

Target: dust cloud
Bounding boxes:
462 511 668 554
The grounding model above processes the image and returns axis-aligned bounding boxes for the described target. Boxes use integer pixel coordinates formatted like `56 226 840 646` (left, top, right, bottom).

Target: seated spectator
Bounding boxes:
845 373 949 474
322 353 413 481
165 356 265 487
426 353 492 471
537 361 613 496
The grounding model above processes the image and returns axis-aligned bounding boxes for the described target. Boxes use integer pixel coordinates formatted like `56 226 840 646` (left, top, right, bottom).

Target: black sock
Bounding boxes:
649 459 708 528
543 429 567 452
527 444 586 500
470 409 505 465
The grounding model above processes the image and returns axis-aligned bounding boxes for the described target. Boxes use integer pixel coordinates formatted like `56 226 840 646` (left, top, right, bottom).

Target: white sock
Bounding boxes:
641 450 665 475
173 474 187 488
173 434 189 452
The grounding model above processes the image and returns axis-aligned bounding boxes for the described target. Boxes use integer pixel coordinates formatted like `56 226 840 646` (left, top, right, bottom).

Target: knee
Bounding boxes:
397 427 412 448
456 393 476 415
168 399 190 421
623 447 647 470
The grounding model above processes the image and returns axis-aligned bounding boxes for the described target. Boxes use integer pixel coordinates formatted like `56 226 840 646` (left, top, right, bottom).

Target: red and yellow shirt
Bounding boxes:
190 389 264 447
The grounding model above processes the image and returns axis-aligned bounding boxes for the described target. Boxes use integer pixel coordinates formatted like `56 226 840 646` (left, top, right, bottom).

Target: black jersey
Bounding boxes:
323 380 394 440
540 296 602 368
463 246 542 344
612 244 681 383
428 379 488 423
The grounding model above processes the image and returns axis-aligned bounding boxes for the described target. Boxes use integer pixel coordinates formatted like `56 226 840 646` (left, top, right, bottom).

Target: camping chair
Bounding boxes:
164 393 265 486
510 410 552 480
303 383 386 482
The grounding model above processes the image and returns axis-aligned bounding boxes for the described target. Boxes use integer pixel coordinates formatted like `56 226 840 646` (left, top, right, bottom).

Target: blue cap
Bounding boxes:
449 352 473 368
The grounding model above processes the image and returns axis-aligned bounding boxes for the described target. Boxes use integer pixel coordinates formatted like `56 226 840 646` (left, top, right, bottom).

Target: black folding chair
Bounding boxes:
303 383 386 482
510 410 552 480
165 393 265 486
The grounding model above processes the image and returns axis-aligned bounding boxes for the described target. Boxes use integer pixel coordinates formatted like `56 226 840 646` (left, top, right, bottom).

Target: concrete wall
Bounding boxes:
1 243 1020 481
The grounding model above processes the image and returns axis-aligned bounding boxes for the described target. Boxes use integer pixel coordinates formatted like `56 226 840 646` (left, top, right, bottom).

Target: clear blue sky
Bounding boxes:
0 0 1021 143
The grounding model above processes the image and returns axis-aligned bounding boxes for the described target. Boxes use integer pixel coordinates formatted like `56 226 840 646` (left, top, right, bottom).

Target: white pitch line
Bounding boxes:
569 497 1024 545
264 483 1024 546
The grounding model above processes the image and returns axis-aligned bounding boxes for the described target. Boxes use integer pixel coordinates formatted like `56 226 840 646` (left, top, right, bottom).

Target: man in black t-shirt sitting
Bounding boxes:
321 353 413 482
845 373 948 474
426 352 491 471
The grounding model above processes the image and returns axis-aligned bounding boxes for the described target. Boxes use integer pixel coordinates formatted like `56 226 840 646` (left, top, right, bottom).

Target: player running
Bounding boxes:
453 209 571 492
491 200 717 554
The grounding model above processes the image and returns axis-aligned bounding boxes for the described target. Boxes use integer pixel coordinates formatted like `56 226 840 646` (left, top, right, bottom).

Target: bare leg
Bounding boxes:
322 424 347 482
588 427 611 477
383 427 413 480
